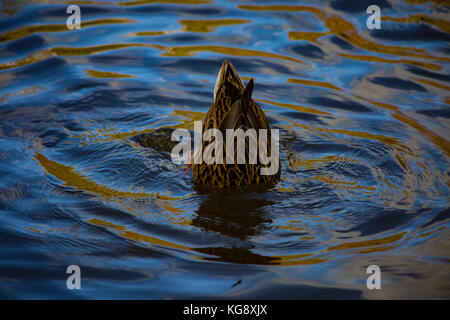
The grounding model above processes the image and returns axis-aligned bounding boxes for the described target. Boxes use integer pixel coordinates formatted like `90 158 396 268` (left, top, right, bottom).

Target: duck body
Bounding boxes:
192 60 280 191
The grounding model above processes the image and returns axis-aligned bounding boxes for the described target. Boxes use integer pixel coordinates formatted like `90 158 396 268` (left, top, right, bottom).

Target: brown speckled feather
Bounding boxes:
192 60 280 191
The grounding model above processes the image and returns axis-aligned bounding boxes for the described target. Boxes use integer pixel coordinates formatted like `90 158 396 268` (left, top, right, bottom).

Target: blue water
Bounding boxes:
0 0 449 299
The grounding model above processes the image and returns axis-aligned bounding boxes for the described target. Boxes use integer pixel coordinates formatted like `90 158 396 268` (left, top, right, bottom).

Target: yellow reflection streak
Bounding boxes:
0 43 149 71
118 0 212 5
324 15 446 60
35 152 151 198
337 53 442 71
284 75 450 158
316 127 416 173
383 14 450 33
288 31 330 42
119 230 191 250
85 70 135 78
0 42 303 71
85 218 126 230
402 0 448 5
86 217 193 250
274 255 329 266
416 226 446 239
312 175 377 191
275 113 421 199
131 31 168 36
319 128 414 155
150 44 304 64
288 155 358 171
170 109 207 129
410 77 450 91
70 109 205 147
130 18 250 37
34 152 190 200
272 231 408 265
356 96 450 157
24 226 41 233
0 85 45 103
63 0 213 5
286 78 342 91
237 5 327 18
178 19 250 33
0 18 135 44
327 231 407 251
238 5 449 62
74 178 443 265
256 98 332 116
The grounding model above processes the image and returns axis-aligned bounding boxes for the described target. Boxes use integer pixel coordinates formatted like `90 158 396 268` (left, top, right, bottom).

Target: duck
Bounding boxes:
192 60 280 191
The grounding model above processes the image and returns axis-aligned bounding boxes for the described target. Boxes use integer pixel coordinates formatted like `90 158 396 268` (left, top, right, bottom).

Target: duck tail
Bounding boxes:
242 78 254 114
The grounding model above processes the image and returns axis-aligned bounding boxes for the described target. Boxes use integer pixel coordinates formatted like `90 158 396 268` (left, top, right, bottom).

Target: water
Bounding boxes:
0 0 449 299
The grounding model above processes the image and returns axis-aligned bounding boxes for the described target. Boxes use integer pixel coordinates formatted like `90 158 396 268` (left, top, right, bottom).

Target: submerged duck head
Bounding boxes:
192 60 280 191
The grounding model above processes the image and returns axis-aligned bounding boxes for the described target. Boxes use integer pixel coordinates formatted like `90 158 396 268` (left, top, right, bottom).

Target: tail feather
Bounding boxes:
219 79 258 133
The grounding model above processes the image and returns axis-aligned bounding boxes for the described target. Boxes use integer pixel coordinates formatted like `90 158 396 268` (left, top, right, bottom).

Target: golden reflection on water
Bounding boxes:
178 19 250 33
70 109 205 145
31 213 447 266
255 98 332 116
151 44 304 65
87 217 195 250
356 96 450 157
238 5 450 62
288 155 358 171
2 2 445 75
60 0 212 5
337 54 442 71
85 212 411 265
130 18 250 36
86 218 126 230
286 78 342 91
275 108 442 208
131 31 168 37
85 69 135 78
0 18 135 44
285 76 450 158
411 77 450 91
0 43 148 71
401 0 448 7
327 232 407 252
0 85 45 103
383 14 450 33
288 31 330 42
34 152 192 200
0 42 304 71
117 0 212 5
237 5 326 18
35 152 151 198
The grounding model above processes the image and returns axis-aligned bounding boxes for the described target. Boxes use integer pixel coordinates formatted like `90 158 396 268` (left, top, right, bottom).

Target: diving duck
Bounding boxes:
192 60 280 191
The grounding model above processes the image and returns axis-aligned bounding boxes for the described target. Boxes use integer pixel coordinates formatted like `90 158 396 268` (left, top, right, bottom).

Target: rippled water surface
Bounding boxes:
0 0 449 299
